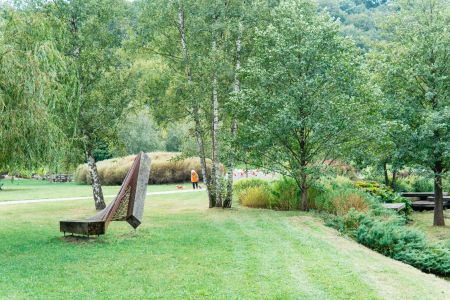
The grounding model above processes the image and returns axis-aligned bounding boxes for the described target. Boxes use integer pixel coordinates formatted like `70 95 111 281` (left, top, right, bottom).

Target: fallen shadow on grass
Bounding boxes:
59 235 105 244
58 230 142 244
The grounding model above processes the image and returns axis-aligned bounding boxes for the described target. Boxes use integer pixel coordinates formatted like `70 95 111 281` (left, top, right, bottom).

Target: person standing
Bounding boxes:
191 170 199 189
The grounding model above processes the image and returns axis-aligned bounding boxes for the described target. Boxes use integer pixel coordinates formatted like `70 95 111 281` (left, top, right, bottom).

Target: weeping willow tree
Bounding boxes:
0 8 67 172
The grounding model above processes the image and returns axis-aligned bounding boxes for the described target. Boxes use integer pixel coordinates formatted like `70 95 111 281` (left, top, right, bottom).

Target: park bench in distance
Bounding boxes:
60 152 151 237
402 192 449 211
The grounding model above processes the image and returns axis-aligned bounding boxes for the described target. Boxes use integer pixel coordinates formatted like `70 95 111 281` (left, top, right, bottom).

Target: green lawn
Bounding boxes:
409 210 450 245
0 179 193 202
1 187 450 299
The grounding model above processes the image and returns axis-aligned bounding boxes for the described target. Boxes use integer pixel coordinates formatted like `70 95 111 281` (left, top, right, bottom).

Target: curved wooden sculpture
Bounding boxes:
60 152 151 236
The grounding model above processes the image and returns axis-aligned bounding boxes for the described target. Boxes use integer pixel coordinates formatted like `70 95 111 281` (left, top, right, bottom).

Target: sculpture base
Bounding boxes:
60 220 105 236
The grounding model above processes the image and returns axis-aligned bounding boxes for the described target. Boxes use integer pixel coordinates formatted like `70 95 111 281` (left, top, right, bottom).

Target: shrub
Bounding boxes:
394 246 450 277
392 178 411 192
354 180 412 215
356 217 426 256
328 210 450 277
412 177 434 192
234 178 270 196
74 152 213 185
270 177 300 210
314 187 369 216
238 186 272 208
235 177 322 211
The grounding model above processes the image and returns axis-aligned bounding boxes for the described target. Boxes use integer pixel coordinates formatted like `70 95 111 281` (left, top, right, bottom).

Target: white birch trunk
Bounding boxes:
177 3 213 206
224 22 242 208
86 150 106 210
211 39 221 207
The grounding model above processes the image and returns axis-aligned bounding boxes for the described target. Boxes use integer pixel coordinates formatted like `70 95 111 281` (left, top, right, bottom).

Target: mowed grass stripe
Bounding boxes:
0 192 449 299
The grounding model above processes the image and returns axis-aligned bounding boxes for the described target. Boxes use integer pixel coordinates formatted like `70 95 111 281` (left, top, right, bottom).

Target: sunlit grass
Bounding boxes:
1 188 449 299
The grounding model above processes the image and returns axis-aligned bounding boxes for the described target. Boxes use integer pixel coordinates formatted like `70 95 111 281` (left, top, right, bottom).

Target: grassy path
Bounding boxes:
1 191 449 299
0 189 203 205
0 179 194 202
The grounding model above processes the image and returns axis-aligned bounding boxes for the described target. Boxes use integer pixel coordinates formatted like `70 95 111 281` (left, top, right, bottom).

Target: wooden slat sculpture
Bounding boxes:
60 152 151 236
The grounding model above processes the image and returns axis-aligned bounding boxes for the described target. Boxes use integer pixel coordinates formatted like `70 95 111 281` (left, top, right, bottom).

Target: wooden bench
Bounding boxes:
412 200 449 211
382 203 406 211
412 201 436 211
60 152 151 236
426 196 450 208
402 192 449 211
47 174 73 183
401 192 449 200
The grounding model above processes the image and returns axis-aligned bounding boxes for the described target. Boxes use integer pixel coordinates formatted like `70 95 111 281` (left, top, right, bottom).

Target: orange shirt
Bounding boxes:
191 171 199 183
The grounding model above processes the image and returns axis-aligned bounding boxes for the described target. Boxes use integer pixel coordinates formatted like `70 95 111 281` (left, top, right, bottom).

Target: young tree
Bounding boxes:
234 0 370 210
372 0 449 225
46 0 134 210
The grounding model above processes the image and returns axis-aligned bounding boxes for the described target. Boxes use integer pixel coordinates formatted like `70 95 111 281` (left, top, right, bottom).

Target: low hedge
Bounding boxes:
74 152 213 185
327 209 450 277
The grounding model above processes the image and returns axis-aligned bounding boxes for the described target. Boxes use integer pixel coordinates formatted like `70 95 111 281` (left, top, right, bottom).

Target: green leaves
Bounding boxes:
0 8 66 170
370 0 450 170
235 0 368 183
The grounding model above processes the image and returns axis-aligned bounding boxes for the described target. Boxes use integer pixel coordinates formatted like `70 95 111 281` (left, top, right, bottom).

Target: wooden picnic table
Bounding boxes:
412 201 436 210
402 192 448 200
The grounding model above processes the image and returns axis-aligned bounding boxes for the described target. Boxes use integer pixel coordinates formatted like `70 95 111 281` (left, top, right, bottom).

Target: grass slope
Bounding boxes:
1 191 449 299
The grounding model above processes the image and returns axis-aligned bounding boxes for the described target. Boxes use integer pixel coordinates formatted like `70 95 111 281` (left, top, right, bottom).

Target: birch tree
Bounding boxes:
46 0 133 210
136 0 242 207
223 22 242 208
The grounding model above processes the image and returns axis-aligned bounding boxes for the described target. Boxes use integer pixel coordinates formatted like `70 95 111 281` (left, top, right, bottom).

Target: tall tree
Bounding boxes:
46 0 134 210
223 21 242 208
234 0 370 210
371 0 449 225
136 0 244 207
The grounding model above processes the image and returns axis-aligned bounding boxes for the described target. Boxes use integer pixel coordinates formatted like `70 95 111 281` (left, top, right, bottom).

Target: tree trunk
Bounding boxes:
177 3 213 206
383 161 390 187
224 119 237 208
224 24 242 209
390 169 397 190
86 150 106 210
194 106 213 207
211 71 221 207
300 172 308 211
211 39 221 207
433 162 445 226
224 125 236 208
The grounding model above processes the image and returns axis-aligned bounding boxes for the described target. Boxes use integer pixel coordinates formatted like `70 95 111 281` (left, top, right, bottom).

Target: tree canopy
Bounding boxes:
0 0 448 224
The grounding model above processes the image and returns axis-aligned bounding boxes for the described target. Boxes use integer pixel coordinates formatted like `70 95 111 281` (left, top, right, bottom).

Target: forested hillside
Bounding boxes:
318 0 389 49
